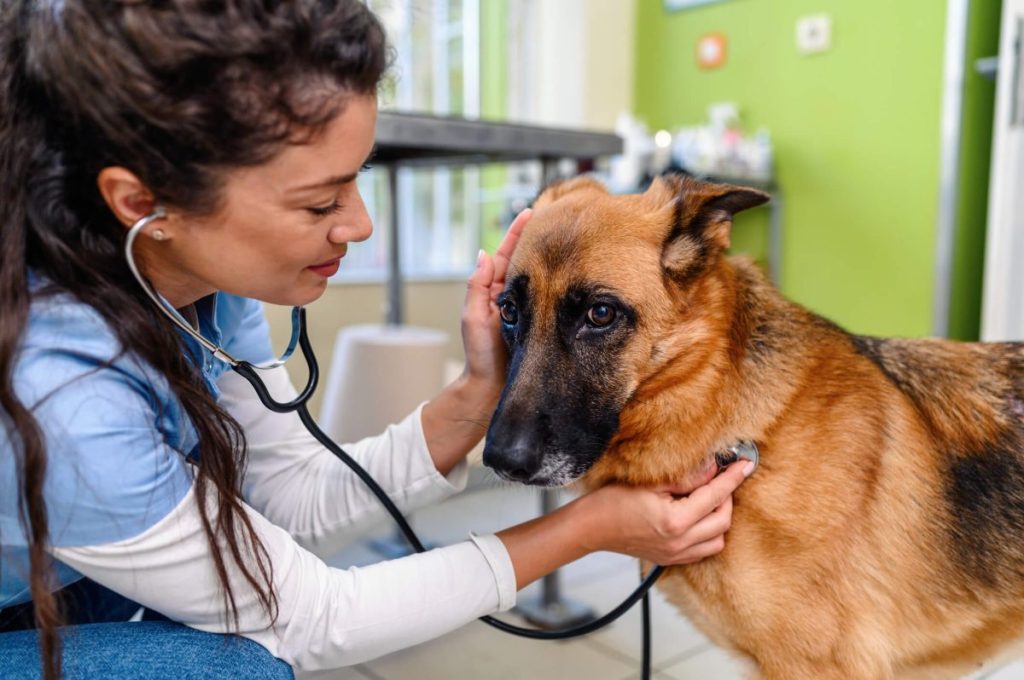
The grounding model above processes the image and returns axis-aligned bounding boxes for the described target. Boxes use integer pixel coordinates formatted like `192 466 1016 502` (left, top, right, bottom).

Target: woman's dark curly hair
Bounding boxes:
0 1 387 677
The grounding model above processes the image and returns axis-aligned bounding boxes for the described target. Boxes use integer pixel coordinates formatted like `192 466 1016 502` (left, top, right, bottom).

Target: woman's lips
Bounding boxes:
307 256 342 277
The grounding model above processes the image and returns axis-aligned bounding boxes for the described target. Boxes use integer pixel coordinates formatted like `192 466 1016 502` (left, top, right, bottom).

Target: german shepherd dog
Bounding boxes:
482 174 1024 679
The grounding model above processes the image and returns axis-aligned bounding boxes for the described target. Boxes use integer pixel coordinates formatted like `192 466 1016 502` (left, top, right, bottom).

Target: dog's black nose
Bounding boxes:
483 434 543 484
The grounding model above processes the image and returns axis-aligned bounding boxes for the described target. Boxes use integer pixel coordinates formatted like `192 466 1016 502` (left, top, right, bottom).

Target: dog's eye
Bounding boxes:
587 303 616 327
499 299 519 326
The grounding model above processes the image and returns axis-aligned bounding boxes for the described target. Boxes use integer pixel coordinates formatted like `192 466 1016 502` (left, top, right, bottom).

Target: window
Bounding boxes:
336 0 485 282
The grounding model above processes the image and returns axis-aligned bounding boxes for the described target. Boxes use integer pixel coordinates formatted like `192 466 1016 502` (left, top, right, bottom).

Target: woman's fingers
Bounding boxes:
679 495 732 545
658 495 734 565
679 461 752 526
648 464 750 565
464 249 496 323
674 536 728 564
490 209 531 302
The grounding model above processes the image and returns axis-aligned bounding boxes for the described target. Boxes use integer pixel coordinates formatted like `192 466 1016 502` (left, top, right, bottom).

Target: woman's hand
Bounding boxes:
419 210 531 476
458 209 532 404
496 462 753 590
576 461 753 566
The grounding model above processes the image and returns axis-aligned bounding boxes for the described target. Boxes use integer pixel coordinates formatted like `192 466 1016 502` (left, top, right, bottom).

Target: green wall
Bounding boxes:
634 0 997 338
950 0 1001 340
480 0 509 254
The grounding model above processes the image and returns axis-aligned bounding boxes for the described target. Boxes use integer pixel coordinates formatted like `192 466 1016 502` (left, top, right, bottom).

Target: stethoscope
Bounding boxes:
125 207 758 679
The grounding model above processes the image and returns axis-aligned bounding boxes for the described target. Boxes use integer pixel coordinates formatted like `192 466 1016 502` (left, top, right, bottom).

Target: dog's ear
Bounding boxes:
532 176 609 210
651 174 770 281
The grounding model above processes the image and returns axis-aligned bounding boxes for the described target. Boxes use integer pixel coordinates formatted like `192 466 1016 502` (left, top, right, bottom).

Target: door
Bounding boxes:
983 0 1024 341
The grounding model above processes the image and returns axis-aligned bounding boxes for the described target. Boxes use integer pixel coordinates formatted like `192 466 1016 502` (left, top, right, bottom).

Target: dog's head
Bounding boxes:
482 174 769 486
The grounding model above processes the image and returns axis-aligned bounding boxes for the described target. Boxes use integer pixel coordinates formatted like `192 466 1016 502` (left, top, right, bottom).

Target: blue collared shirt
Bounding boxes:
0 276 274 608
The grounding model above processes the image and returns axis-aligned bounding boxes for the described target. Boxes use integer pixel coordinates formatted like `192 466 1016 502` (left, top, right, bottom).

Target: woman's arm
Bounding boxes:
418 374 497 476
220 365 467 558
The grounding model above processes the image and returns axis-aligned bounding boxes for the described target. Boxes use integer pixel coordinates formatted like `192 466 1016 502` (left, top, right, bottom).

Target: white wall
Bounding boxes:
507 0 635 130
982 0 1024 341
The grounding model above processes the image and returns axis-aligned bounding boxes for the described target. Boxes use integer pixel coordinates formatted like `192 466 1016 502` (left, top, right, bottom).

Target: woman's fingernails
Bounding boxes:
476 249 485 267
742 461 756 477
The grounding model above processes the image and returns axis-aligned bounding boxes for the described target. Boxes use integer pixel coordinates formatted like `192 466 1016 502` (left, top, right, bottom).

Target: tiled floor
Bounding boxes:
318 474 1024 680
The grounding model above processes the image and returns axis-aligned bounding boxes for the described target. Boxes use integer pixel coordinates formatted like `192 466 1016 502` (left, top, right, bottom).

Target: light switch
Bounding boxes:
796 14 832 55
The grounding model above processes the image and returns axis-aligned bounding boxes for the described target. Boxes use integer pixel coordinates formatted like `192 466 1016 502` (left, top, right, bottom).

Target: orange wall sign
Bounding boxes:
696 32 727 69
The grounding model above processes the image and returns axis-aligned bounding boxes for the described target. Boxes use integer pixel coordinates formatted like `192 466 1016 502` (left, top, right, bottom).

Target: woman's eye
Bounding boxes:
587 303 616 327
307 200 343 217
499 299 518 326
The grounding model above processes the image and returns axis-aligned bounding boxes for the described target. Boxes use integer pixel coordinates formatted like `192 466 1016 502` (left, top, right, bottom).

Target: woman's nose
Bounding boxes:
328 199 373 244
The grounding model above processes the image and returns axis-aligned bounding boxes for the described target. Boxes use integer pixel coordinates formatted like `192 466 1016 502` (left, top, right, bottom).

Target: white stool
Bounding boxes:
319 324 449 559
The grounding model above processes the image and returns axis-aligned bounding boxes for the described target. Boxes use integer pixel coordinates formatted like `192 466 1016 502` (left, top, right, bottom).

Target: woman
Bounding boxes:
0 1 753 678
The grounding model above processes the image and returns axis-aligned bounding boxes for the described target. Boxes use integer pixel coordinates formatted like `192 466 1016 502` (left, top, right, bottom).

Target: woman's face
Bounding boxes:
146 94 377 308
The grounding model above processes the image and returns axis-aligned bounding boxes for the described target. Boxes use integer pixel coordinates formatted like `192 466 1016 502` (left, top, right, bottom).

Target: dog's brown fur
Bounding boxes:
483 175 1024 679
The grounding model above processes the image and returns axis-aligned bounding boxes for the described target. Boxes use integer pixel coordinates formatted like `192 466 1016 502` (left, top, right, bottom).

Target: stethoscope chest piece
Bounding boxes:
714 440 759 475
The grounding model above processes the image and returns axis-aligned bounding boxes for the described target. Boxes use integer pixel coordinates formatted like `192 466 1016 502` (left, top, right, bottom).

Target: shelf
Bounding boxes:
374 111 622 165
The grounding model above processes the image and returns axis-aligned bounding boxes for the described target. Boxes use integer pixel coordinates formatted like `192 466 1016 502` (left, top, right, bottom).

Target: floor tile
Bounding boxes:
658 644 752 680
361 616 637 680
653 644 1024 679
652 649 1024 680
330 483 627 584
555 566 711 670
298 664 377 679
982 659 1024 679
410 483 576 545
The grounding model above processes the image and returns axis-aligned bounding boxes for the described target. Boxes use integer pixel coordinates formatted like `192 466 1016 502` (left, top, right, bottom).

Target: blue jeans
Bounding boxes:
0 579 293 679
0 622 294 679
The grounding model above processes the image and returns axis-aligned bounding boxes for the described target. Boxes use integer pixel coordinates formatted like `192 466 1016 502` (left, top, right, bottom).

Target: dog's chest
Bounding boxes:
656 563 744 652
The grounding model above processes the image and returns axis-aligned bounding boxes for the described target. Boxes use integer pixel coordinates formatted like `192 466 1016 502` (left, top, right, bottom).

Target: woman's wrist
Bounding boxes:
452 371 503 412
496 497 596 590
420 373 502 476
566 489 610 554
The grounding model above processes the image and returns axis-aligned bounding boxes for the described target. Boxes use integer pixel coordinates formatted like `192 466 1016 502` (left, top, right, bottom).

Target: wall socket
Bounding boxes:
796 13 832 55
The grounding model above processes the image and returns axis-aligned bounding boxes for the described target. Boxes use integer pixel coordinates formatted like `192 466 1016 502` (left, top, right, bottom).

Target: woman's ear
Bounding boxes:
96 166 157 227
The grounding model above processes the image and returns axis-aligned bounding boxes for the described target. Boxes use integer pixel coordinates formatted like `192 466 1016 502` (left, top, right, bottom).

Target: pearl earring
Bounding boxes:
151 228 167 241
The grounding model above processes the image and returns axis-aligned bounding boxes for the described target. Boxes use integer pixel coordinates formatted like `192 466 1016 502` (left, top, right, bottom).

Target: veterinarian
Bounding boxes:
0 1 753 678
